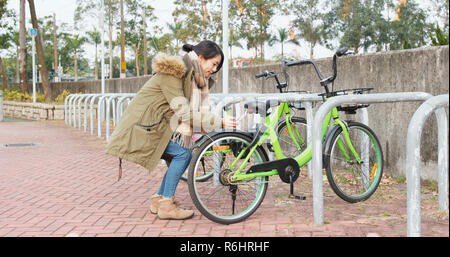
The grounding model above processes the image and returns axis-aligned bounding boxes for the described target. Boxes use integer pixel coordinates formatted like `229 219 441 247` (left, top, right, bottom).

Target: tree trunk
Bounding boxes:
28 0 51 102
53 13 59 82
0 57 7 90
75 53 78 81
310 41 314 59
120 0 126 78
16 46 20 83
142 9 148 75
19 0 27 94
134 45 140 77
94 44 98 80
109 27 113 79
229 45 233 67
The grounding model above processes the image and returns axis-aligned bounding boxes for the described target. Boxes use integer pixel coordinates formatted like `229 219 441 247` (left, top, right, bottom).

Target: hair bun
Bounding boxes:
182 44 194 52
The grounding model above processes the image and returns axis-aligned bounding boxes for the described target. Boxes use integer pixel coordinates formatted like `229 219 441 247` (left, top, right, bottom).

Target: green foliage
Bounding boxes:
1 88 45 103
430 24 449 46
55 89 72 104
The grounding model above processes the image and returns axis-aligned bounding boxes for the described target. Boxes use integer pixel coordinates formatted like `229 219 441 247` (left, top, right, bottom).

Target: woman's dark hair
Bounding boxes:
182 40 224 74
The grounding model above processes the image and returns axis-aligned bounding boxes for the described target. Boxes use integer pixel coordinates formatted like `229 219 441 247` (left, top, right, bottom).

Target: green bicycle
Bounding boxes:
187 48 384 224
179 60 309 182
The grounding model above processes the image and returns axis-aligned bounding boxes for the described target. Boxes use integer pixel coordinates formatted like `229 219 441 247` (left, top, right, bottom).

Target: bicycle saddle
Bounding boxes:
244 100 279 115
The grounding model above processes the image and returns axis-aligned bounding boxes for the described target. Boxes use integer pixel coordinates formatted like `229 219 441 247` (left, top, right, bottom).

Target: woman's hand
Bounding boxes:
222 116 238 129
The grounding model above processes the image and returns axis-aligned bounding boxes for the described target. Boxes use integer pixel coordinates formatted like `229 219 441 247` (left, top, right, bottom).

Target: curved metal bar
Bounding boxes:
406 94 449 237
311 92 432 226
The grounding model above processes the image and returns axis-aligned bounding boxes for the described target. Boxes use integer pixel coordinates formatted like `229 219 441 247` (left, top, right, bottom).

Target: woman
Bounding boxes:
106 40 236 220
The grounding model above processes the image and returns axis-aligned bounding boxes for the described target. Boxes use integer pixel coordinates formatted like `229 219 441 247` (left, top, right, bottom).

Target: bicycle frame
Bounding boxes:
225 101 361 183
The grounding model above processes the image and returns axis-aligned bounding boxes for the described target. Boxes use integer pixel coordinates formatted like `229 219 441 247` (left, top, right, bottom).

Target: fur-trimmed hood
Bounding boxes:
151 53 186 79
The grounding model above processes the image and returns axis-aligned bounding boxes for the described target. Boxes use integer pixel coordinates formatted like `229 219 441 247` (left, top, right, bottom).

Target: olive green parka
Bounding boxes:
105 53 222 173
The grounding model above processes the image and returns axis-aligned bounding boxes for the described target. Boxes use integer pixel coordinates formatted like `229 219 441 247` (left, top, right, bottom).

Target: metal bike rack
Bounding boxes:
405 94 449 237
105 94 136 141
116 95 136 122
65 93 138 138
309 92 448 229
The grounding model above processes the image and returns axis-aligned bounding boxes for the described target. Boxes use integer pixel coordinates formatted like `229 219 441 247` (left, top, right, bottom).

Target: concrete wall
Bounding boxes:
4 46 449 179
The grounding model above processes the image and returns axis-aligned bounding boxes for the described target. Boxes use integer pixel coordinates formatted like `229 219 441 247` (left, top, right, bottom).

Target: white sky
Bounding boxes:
6 0 439 66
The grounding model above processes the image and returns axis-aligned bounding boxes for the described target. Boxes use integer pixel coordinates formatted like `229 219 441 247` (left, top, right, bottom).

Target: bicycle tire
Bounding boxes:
180 149 216 182
276 116 308 158
324 121 384 203
187 132 269 224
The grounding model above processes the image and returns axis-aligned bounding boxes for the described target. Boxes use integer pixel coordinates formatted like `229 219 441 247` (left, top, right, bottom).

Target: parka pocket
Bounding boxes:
127 120 163 154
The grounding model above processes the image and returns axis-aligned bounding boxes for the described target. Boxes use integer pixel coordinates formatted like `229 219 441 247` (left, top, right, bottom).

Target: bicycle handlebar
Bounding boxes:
255 71 269 78
254 47 353 94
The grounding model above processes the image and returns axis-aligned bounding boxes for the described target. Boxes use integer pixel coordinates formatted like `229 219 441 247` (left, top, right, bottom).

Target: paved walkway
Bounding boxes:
0 120 448 237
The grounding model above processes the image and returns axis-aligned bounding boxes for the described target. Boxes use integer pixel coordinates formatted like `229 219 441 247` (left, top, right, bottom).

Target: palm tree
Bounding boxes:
64 34 87 81
228 28 243 64
168 22 182 54
268 28 300 59
87 28 101 79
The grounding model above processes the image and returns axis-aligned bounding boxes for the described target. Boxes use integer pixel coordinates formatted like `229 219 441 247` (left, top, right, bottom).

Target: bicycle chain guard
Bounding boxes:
247 158 300 184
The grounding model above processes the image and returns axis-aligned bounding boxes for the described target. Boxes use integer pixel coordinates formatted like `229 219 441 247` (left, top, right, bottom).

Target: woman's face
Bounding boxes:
198 54 222 78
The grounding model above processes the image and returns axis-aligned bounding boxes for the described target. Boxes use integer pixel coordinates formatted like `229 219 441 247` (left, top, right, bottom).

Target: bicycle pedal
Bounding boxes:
289 194 306 200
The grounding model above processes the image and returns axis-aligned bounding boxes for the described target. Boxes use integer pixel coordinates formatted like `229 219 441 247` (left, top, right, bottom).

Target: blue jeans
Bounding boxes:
157 140 192 198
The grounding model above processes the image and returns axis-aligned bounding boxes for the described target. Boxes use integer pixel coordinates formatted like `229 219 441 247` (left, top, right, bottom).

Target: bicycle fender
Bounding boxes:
322 124 342 164
322 120 355 164
191 129 255 150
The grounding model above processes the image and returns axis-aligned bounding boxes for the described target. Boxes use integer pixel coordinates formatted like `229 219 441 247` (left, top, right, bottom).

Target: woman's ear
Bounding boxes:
198 55 206 63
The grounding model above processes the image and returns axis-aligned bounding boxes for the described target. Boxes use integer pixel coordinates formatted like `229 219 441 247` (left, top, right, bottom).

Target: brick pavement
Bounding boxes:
0 120 448 237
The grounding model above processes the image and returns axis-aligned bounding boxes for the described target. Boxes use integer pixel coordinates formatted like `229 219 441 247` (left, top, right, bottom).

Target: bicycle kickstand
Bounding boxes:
288 174 306 200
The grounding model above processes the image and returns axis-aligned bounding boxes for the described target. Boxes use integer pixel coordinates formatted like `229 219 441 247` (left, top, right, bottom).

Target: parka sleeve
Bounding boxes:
156 73 223 133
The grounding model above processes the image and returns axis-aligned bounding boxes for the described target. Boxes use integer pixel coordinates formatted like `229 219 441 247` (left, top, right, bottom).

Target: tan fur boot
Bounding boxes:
157 197 194 220
150 195 162 214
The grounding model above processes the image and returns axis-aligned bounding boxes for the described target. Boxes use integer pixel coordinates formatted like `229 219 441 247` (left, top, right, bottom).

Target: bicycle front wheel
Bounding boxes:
276 116 308 158
187 132 269 224
324 121 384 203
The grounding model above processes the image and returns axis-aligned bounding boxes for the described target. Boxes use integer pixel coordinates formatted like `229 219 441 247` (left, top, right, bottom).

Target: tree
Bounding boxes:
0 1 15 89
389 0 431 50
19 0 27 93
105 0 119 78
87 28 101 79
291 0 329 58
234 0 280 61
168 22 183 54
75 0 120 79
324 0 389 54
429 24 449 46
28 0 51 102
172 0 222 43
268 28 299 59
123 0 155 77
228 28 243 65
120 0 126 77
62 33 87 81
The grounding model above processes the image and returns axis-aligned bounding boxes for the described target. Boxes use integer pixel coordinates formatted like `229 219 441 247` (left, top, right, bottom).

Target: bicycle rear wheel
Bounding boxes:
187 132 269 224
324 121 383 203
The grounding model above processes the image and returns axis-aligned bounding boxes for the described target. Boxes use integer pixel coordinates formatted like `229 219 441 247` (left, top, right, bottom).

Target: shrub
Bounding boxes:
55 89 72 104
1 89 46 103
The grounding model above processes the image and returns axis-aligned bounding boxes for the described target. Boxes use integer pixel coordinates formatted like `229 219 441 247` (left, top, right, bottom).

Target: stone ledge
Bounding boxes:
2 101 64 121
